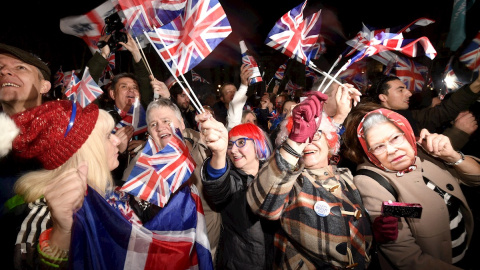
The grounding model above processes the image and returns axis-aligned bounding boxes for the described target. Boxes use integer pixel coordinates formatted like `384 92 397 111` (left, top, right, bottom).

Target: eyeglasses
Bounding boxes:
228 137 253 149
312 131 322 141
368 133 405 155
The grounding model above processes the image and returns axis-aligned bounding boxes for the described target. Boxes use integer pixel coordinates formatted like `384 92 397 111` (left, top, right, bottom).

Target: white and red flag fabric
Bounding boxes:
64 67 104 108
146 0 232 77
71 184 213 269
121 125 196 207
395 55 429 93
240 40 263 85
459 30 480 71
344 32 437 71
116 0 187 38
60 1 118 54
265 0 324 66
344 18 435 57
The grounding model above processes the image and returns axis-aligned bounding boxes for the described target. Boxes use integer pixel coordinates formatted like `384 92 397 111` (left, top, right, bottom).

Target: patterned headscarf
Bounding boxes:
357 108 417 176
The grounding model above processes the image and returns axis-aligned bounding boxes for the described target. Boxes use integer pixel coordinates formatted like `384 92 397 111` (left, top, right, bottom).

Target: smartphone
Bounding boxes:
382 201 423 219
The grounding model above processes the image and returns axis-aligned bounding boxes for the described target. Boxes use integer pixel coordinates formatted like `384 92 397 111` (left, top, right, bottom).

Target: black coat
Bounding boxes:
201 158 277 270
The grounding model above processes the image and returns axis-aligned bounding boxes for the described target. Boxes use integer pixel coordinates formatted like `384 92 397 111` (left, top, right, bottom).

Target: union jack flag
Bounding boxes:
285 80 303 96
395 55 428 92
274 60 288 81
305 66 319 81
338 60 368 91
265 0 323 66
64 67 104 107
116 0 186 38
344 18 435 57
53 66 65 89
59 1 118 54
71 184 213 270
114 101 148 136
121 126 196 207
345 32 437 70
98 52 115 87
146 0 232 77
459 31 480 71
240 40 263 85
191 69 209 84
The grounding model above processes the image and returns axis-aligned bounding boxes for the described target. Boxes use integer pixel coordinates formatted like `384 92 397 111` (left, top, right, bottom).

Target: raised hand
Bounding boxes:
288 91 328 143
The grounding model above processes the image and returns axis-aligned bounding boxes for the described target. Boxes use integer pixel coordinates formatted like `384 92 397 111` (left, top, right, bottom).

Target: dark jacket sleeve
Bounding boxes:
200 157 235 206
86 52 109 84
132 59 153 110
412 84 480 131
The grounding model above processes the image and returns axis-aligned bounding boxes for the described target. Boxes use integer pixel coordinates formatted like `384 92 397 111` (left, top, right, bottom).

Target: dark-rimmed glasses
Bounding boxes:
228 137 253 149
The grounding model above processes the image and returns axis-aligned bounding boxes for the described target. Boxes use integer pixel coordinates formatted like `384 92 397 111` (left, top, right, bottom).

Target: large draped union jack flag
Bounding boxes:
146 0 232 76
64 67 104 108
121 126 196 207
459 31 480 71
265 0 323 66
395 55 428 92
71 184 213 270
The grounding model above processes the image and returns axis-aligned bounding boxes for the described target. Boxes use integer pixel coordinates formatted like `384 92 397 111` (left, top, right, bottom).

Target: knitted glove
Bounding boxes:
288 92 328 143
373 215 399 243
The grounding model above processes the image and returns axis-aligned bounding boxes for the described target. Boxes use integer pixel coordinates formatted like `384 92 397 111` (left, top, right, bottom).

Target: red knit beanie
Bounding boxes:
11 100 99 170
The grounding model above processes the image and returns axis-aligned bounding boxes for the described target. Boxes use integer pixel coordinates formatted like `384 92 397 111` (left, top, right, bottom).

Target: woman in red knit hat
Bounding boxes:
3 99 213 270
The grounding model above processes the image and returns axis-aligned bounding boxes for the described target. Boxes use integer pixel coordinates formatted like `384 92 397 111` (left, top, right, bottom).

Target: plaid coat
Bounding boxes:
247 150 373 269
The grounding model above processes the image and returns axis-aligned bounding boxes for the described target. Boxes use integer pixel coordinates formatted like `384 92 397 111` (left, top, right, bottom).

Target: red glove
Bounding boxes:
288 92 328 143
373 215 399 244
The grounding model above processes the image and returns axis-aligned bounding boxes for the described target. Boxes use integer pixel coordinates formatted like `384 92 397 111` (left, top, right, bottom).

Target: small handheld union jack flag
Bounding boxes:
147 0 232 76
121 125 196 207
64 67 104 108
265 0 323 66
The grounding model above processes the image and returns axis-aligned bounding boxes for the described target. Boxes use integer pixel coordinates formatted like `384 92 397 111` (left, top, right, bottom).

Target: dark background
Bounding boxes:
1 0 479 92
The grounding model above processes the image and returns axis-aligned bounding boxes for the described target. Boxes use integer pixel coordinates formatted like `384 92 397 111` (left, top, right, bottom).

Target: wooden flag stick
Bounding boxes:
134 37 154 76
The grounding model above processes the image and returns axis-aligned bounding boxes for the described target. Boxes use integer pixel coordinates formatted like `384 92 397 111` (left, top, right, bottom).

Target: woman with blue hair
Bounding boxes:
196 113 277 270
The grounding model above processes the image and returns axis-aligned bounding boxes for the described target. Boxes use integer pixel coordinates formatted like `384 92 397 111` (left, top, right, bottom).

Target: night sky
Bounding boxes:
1 0 479 89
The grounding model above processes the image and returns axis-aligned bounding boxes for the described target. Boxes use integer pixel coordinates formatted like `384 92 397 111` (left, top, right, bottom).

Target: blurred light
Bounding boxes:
443 72 460 91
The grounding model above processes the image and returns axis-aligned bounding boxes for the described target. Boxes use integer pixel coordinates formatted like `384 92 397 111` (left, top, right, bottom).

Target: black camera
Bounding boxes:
97 13 127 51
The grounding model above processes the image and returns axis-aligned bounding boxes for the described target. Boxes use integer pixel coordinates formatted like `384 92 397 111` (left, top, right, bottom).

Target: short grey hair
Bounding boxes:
362 113 391 139
146 98 183 124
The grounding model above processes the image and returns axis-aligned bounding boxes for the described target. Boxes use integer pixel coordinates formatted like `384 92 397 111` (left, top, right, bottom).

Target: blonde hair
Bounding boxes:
15 110 115 202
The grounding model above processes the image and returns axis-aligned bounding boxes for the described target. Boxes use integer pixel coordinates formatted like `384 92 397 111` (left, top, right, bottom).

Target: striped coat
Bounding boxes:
247 150 373 269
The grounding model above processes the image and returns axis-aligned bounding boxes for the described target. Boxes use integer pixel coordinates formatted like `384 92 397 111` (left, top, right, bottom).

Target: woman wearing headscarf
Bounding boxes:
343 103 480 269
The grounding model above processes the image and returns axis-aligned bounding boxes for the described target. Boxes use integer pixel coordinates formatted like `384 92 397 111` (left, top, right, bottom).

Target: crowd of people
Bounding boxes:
0 30 479 270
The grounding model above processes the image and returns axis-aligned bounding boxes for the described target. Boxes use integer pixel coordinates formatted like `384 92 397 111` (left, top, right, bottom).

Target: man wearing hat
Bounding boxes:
0 43 52 215
0 43 51 116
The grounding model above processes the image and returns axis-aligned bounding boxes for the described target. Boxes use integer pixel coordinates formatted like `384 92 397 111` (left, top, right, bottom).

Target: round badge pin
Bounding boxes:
314 201 331 217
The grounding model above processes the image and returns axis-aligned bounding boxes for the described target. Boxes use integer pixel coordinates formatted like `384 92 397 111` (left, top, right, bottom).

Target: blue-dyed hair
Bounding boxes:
228 123 272 161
